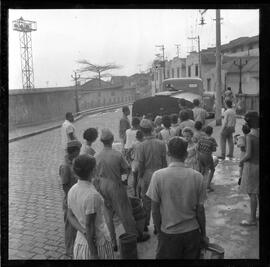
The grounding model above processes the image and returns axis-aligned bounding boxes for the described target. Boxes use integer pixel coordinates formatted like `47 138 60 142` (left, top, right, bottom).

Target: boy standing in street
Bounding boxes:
119 106 131 153
61 112 78 150
146 137 208 259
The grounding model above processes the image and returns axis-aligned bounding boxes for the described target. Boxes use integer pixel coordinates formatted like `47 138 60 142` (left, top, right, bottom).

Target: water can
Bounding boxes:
119 233 138 259
200 243 225 259
129 197 146 235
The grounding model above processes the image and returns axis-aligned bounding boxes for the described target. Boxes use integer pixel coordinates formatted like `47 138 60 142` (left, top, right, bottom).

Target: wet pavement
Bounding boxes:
8 108 258 259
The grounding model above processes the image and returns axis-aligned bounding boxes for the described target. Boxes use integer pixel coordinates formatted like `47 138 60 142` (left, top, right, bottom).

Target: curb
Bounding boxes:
9 103 132 143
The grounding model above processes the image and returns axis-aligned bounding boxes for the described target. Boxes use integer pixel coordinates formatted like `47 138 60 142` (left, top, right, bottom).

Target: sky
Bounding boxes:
8 9 259 89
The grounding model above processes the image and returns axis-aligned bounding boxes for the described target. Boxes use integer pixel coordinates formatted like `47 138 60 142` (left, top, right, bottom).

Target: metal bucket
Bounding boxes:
119 233 138 259
200 243 225 259
129 197 146 236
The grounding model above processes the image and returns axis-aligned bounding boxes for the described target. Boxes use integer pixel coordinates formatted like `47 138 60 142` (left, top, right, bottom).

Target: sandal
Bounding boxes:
239 220 257 226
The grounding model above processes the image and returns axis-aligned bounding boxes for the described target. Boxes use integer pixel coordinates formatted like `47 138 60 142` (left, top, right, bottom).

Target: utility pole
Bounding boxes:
156 45 165 80
234 58 248 94
188 36 201 78
71 71 80 113
175 44 181 58
215 9 222 126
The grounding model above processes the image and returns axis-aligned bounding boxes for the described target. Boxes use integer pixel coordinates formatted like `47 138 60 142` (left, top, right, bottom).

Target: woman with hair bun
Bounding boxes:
67 154 114 259
239 111 259 227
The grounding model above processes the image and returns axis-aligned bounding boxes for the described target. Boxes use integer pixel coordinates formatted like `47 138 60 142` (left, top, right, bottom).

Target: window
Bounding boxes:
167 70 170 78
207 78 211 91
195 64 199 76
177 67 180 78
172 68 174 78
188 66 191 77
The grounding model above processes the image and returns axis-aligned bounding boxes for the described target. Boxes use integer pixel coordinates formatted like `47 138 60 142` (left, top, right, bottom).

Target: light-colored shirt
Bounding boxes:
146 162 204 234
83 144 96 156
61 120 77 148
176 120 195 135
95 147 129 183
125 129 138 149
67 180 111 246
192 107 208 126
223 108 236 128
159 128 176 143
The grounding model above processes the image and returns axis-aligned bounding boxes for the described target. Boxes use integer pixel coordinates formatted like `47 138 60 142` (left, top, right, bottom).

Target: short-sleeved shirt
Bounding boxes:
158 128 176 143
61 120 77 148
59 155 78 208
82 144 96 156
95 147 129 183
146 162 204 234
134 136 167 180
192 107 208 126
176 120 195 136
67 180 111 246
119 116 131 140
198 136 217 155
223 108 236 128
193 130 207 143
125 129 138 149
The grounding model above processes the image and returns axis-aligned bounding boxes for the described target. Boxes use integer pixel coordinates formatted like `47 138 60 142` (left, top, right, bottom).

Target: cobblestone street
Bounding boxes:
8 107 259 259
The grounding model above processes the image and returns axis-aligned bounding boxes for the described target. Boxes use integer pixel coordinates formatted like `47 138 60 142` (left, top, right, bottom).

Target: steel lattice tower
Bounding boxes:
13 17 37 89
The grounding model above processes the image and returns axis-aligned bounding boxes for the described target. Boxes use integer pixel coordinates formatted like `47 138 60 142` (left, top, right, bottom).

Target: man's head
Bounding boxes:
194 121 203 131
167 137 188 162
244 110 259 129
162 115 171 129
227 87 231 91
171 114 179 124
100 128 114 146
140 119 153 135
132 117 140 128
179 110 189 122
122 106 130 116
66 140 82 158
179 99 187 108
204 126 213 136
182 127 194 143
225 99 232 108
193 99 200 107
66 112 74 122
242 124 251 135
83 128 98 143
136 130 144 141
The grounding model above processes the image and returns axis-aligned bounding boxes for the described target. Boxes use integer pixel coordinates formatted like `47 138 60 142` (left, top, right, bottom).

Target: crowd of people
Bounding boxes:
58 97 259 259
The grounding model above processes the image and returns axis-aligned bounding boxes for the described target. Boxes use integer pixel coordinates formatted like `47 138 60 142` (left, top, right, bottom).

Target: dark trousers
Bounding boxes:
156 229 201 259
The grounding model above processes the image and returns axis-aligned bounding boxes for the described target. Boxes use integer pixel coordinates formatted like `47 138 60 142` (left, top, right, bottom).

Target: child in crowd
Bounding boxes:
83 128 98 156
170 114 179 136
236 124 251 185
197 126 218 193
130 130 144 197
67 154 114 259
193 121 206 143
158 115 175 143
182 127 200 171
153 115 163 137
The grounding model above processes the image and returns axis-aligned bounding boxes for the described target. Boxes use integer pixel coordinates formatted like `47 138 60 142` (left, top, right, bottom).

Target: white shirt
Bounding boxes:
124 128 138 149
61 120 76 148
67 180 111 246
223 108 236 128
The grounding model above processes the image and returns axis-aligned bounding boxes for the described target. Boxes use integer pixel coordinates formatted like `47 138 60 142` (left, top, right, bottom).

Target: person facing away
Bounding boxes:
82 128 98 156
224 87 234 103
134 119 167 232
218 99 236 160
193 121 207 143
153 115 164 137
236 124 250 185
61 112 78 150
239 111 259 227
179 98 194 121
94 128 137 250
146 137 209 259
158 115 175 143
119 106 131 150
192 99 208 128
176 110 195 136
124 117 140 163
170 114 179 136
182 127 200 172
197 126 218 193
59 140 82 258
67 154 114 259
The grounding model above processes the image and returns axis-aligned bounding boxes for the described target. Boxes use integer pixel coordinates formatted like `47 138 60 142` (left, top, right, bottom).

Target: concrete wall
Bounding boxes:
9 86 136 128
